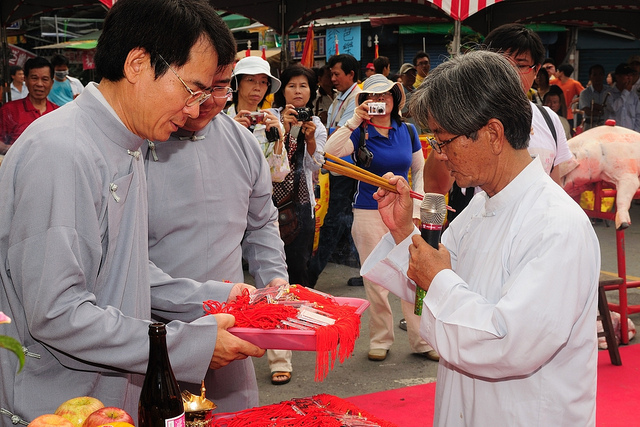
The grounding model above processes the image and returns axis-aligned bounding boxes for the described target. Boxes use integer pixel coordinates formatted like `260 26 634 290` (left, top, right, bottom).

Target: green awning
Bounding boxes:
524 23 567 32
399 23 477 35
399 22 566 36
218 11 251 30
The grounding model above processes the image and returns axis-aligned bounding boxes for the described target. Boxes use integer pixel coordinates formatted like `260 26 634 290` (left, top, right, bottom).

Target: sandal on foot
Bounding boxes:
271 371 292 385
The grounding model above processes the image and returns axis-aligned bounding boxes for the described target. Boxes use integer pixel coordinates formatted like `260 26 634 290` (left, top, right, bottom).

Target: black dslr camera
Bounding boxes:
294 107 313 122
265 126 280 143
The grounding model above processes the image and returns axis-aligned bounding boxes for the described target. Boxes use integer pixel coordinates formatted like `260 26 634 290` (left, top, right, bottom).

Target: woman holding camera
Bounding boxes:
226 57 293 386
324 74 437 362
226 57 288 182
272 65 327 287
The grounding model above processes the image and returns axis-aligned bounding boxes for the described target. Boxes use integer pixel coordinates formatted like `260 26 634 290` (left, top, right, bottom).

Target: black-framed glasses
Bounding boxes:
210 86 234 99
427 134 467 154
158 54 211 107
515 63 538 74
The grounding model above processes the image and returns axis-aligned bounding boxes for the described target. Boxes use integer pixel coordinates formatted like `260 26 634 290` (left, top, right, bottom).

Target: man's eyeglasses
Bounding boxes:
515 63 538 74
416 61 430 67
210 86 234 99
427 134 467 154
158 54 211 107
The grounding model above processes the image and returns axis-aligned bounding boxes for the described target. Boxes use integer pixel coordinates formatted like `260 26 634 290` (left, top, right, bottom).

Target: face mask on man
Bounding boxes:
55 70 69 80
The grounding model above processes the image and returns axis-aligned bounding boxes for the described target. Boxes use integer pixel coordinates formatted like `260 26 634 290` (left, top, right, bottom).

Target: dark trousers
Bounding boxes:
308 173 357 287
284 202 315 287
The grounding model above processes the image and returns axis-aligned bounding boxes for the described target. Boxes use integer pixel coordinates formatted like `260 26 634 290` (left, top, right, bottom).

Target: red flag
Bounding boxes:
335 34 339 55
301 23 315 68
374 44 379 59
261 45 267 60
246 41 252 57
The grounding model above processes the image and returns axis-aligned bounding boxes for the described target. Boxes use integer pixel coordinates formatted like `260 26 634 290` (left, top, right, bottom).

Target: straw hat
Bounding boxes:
232 56 281 94
357 74 406 110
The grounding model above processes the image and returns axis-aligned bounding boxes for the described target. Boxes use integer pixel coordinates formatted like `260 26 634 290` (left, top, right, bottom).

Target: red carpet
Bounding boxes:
346 345 640 426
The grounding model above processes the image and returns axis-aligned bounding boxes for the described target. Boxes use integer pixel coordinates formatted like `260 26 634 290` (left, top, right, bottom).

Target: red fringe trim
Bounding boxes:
211 394 398 427
203 286 361 381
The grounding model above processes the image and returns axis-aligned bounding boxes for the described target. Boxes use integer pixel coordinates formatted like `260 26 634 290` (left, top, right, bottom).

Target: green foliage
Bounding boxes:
0 335 24 373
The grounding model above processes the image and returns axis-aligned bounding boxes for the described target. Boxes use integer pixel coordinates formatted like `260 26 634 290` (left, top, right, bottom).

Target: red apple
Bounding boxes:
54 396 104 427
29 414 74 427
81 407 134 427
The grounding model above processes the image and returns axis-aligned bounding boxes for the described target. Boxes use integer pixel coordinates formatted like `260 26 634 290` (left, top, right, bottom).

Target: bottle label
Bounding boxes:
165 412 185 427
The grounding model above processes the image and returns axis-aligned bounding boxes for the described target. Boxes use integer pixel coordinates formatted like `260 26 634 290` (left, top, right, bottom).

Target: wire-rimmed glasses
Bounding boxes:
158 54 211 107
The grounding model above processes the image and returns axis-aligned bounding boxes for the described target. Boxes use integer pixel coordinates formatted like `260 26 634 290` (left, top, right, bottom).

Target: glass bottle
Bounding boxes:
138 322 185 427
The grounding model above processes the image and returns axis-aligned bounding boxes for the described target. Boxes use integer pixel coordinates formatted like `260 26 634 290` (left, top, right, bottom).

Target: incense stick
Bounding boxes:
322 153 424 200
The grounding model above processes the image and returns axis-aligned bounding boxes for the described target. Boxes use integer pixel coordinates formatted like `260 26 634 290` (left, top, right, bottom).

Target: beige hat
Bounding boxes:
357 74 406 110
399 63 416 75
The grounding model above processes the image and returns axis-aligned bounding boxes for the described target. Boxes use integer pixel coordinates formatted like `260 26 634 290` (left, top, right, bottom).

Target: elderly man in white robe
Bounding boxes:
0 0 264 424
362 51 600 426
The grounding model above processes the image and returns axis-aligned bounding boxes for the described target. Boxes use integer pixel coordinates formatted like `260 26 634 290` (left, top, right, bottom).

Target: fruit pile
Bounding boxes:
28 396 134 427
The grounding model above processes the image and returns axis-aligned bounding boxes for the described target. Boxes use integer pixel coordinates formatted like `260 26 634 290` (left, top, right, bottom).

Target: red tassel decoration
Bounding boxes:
203 286 361 381
211 394 398 427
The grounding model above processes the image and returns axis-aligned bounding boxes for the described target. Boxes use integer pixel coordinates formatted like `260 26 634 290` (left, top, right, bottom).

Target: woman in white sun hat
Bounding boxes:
226 56 294 385
324 74 438 362
226 56 289 182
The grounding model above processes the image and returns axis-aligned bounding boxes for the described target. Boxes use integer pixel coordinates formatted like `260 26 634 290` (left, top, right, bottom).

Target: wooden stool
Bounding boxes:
598 275 622 365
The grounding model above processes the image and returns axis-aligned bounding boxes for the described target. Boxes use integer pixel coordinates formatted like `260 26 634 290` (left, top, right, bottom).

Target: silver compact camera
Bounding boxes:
368 102 386 115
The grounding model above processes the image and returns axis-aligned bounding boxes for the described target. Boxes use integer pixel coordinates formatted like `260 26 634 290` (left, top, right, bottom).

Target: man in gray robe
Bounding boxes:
0 0 263 424
144 64 288 412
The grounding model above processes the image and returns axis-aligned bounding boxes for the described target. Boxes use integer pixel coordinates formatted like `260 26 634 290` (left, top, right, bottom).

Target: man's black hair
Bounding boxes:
328 54 359 83
24 57 54 79
50 54 69 68
484 23 545 66
95 0 235 82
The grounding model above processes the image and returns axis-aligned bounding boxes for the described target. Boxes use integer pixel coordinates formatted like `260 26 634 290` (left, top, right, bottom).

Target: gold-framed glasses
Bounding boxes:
158 54 211 107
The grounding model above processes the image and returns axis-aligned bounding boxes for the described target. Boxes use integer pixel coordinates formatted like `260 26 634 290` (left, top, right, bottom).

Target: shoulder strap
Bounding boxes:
535 104 557 148
535 104 558 173
405 122 417 145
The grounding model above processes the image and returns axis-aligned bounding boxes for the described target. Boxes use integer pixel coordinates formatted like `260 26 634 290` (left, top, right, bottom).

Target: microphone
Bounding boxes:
414 193 447 316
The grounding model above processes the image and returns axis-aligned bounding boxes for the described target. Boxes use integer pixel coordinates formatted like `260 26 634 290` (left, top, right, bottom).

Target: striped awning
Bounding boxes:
429 0 503 21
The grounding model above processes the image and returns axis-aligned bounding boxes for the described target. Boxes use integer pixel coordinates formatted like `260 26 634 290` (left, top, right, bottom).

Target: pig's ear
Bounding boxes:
557 157 579 179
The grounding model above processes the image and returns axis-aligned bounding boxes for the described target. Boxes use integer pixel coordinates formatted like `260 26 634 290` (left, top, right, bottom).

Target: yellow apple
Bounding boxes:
28 414 74 427
81 407 134 427
54 396 104 427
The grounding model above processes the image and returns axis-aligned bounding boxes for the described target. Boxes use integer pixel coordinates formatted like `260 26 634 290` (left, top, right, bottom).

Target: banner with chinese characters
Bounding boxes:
8 45 36 67
288 36 325 61
325 26 361 61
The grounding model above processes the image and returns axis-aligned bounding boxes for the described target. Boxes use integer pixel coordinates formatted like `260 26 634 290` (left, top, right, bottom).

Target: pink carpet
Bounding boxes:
346 345 640 426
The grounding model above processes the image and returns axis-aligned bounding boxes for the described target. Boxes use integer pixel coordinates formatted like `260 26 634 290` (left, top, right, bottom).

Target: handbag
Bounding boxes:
274 129 307 245
276 193 299 245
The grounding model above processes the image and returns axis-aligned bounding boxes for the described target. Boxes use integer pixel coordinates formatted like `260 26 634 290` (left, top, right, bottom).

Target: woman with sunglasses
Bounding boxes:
226 57 288 182
324 74 437 362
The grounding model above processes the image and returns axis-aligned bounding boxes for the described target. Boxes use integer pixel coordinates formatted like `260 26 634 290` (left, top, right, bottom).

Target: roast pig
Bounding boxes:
560 124 640 229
